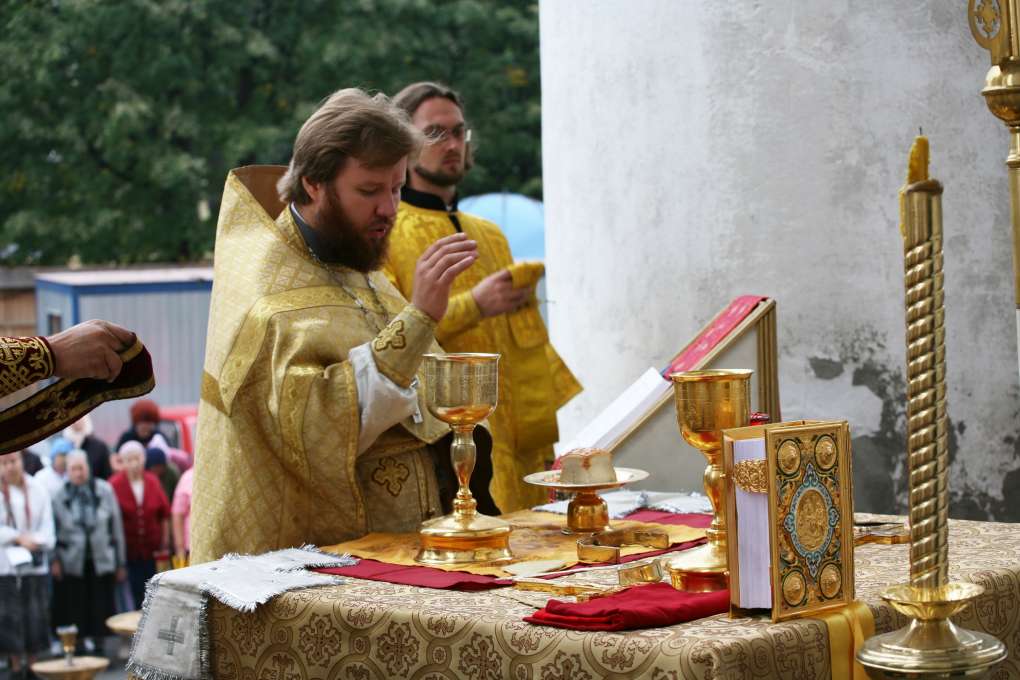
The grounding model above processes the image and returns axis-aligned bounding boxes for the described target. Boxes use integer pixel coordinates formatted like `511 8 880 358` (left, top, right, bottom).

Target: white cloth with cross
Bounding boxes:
128 547 356 680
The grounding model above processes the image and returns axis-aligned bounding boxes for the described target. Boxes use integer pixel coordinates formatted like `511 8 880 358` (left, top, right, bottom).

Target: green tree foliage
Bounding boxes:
0 0 540 265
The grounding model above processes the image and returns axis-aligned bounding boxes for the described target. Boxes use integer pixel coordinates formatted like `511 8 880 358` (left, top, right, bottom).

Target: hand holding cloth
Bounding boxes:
0 338 155 454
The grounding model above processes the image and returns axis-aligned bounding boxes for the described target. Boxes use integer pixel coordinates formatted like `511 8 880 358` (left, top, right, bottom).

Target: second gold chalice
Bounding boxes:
667 369 752 591
415 353 514 565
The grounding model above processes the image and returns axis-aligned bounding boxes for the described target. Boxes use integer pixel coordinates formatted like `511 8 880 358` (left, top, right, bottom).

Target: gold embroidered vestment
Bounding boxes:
384 202 581 511
0 336 54 398
190 167 449 563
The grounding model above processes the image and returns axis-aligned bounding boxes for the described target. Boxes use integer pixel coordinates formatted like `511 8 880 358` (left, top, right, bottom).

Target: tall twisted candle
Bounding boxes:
901 136 949 589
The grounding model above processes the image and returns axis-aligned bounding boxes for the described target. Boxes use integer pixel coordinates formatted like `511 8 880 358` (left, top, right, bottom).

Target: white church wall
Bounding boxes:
540 1 1020 519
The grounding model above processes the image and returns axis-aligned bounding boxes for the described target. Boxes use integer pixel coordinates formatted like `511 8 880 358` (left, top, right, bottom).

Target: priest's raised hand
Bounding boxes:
410 232 478 321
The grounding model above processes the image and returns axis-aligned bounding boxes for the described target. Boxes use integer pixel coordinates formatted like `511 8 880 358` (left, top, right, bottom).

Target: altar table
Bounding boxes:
206 516 1020 679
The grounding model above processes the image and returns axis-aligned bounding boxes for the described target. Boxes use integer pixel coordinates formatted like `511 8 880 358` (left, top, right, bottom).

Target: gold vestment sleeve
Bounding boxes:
0 336 55 398
435 290 482 345
371 304 437 388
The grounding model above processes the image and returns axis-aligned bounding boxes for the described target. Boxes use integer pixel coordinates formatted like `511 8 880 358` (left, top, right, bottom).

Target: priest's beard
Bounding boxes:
312 186 392 272
413 162 463 189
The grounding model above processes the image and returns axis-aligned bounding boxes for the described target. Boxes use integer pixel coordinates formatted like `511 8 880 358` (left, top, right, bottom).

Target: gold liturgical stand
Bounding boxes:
970 0 1020 379
415 353 513 565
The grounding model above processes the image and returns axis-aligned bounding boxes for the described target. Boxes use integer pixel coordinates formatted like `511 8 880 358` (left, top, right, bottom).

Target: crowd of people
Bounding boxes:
0 400 194 676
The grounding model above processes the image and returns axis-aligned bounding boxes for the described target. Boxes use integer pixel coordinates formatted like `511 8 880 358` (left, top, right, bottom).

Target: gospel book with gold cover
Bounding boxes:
723 420 855 621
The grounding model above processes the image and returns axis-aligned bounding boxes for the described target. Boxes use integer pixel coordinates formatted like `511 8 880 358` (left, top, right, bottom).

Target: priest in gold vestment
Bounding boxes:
386 82 581 512
190 89 492 563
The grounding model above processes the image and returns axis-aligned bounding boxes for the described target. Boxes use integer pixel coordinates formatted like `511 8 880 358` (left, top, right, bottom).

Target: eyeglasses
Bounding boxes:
423 124 472 144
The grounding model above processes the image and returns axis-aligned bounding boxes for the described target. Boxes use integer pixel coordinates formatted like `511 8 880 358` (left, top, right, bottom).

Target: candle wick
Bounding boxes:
919 126 924 136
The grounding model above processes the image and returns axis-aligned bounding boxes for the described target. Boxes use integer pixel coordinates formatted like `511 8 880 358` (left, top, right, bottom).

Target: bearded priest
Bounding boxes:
190 89 499 563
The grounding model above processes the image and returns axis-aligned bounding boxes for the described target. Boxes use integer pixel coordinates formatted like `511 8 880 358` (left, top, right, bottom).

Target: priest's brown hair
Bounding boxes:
278 88 423 205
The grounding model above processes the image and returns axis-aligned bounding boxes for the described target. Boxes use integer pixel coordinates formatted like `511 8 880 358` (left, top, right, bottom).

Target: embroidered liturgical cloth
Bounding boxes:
128 547 356 680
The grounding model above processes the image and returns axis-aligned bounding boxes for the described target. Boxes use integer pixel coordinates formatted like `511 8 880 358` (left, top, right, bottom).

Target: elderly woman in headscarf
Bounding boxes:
63 415 113 481
0 450 55 678
109 441 169 608
34 438 73 499
51 451 126 650
116 399 169 451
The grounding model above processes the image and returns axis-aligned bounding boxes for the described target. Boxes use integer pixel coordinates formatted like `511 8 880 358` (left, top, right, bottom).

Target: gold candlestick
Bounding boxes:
901 136 949 589
415 353 513 565
666 369 751 592
857 139 1005 678
970 0 1020 380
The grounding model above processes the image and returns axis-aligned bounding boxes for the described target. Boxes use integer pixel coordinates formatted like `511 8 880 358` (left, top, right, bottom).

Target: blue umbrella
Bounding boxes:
459 192 545 261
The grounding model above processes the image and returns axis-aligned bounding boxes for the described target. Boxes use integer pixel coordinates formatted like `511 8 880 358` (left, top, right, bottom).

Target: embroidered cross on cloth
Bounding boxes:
128 547 357 680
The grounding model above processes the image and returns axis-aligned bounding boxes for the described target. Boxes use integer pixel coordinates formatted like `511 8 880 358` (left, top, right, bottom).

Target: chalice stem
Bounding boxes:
703 451 726 548
451 426 477 515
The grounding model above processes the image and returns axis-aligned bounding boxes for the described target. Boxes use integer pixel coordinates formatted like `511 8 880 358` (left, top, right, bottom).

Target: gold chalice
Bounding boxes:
667 369 751 591
415 353 513 564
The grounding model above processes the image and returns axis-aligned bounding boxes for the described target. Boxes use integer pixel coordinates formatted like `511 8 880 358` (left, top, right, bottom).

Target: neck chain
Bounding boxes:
305 246 390 334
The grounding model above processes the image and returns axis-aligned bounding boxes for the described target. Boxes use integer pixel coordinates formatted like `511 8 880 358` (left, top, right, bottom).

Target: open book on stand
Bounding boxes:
723 420 855 622
560 296 780 492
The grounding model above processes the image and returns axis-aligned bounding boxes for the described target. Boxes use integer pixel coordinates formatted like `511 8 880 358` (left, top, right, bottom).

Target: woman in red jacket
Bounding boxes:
109 440 169 609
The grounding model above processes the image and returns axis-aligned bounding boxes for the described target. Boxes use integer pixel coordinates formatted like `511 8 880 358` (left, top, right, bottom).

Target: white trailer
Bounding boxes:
34 267 212 446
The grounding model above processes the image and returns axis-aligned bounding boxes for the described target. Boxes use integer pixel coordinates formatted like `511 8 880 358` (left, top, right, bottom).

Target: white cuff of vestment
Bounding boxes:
349 342 419 454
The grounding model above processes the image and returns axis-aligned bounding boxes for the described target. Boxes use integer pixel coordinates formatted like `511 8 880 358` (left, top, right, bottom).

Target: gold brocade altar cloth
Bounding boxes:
321 510 706 575
206 515 1020 679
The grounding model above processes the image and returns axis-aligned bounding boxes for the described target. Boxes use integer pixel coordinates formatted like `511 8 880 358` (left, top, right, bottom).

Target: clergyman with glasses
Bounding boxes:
384 82 581 513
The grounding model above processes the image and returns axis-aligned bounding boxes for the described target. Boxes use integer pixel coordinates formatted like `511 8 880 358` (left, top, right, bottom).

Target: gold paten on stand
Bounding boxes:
522 467 650 534
415 353 513 565
666 369 751 592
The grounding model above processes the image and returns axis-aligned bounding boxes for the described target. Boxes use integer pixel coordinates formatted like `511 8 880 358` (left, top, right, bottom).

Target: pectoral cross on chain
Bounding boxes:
158 616 185 655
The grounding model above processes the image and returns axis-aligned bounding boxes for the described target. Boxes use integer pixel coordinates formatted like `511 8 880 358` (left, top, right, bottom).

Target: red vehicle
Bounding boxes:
157 404 199 456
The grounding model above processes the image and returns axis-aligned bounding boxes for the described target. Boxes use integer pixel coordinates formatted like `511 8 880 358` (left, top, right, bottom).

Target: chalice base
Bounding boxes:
666 542 728 592
415 513 513 565
857 583 1007 678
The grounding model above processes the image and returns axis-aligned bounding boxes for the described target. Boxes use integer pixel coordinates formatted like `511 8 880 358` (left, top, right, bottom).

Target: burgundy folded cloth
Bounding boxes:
625 510 713 528
525 582 730 631
317 558 507 591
